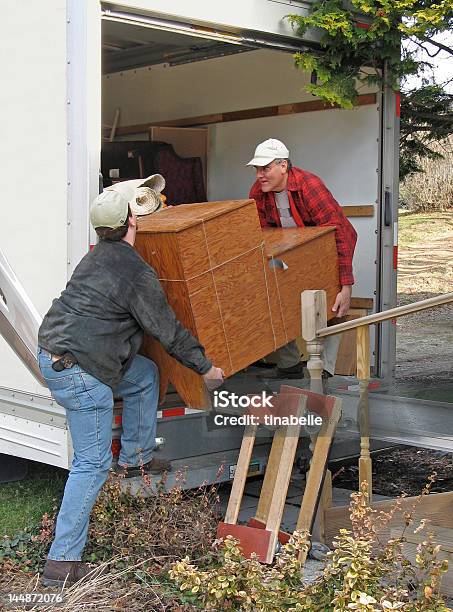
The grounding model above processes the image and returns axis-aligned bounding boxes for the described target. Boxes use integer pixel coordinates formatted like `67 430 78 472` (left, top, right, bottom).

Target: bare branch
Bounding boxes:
418 35 453 56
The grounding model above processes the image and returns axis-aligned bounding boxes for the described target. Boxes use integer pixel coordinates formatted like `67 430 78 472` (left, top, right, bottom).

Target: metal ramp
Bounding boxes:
337 389 453 452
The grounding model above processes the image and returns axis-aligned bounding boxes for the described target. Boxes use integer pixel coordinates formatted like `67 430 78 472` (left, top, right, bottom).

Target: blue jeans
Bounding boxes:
38 349 159 561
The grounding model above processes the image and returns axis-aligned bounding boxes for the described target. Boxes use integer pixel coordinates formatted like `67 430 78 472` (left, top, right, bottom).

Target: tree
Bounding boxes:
286 0 453 178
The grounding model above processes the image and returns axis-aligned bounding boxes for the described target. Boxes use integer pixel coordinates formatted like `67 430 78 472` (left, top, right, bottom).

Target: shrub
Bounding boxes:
169 482 449 611
400 137 453 213
0 470 221 575
85 470 221 569
0 511 56 574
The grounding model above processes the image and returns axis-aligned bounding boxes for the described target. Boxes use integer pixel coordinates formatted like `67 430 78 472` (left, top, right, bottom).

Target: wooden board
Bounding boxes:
263 227 339 343
350 297 374 310
341 205 374 217
324 492 453 550
391 526 453 597
334 308 368 375
106 93 377 136
135 201 339 408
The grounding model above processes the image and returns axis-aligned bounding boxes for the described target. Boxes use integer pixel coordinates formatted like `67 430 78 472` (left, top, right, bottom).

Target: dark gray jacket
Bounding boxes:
38 240 212 388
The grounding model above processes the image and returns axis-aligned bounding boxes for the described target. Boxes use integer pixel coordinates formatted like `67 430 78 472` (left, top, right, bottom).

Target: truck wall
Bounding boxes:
102 49 380 304
0 1 68 394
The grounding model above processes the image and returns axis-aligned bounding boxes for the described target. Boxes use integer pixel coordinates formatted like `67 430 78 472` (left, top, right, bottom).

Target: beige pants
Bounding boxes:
275 335 341 376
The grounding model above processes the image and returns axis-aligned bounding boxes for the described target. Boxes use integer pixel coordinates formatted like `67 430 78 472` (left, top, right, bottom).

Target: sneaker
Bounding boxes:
41 560 102 587
115 457 172 478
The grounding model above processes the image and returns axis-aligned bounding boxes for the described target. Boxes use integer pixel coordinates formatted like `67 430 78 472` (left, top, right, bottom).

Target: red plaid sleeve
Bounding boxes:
301 174 357 286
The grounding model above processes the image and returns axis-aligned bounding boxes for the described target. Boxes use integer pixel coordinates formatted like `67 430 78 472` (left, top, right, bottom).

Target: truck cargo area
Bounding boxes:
4 2 451 484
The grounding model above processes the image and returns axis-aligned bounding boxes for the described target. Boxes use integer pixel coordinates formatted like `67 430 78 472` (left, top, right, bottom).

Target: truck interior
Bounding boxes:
99 12 388 469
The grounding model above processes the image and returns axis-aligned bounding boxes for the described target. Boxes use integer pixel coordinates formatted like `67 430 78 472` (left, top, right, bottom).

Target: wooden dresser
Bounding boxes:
135 199 340 407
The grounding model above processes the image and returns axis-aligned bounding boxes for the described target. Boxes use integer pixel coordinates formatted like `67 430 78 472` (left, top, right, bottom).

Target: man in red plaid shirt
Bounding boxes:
248 138 357 378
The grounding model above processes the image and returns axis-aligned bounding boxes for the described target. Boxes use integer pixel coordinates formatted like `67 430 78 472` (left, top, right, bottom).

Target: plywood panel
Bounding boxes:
264 228 339 340
213 248 277 372
325 492 453 550
189 277 231 368
391 526 453 597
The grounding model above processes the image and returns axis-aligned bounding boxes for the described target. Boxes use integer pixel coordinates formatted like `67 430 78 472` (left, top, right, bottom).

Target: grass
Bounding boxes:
398 210 453 249
396 210 453 295
0 461 66 537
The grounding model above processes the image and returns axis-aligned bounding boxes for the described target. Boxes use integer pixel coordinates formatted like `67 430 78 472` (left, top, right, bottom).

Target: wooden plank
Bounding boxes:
224 424 258 524
342 205 374 217
350 297 374 310
317 469 333 544
296 398 342 561
263 396 305 563
357 325 371 380
264 436 300 563
106 93 377 136
324 491 453 550
334 308 367 376
223 105 279 122
302 290 328 344
391 526 453 597
254 393 307 523
392 526 453 554
154 113 222 128
400 540 453 597
288 93 376 115
254 430 287 524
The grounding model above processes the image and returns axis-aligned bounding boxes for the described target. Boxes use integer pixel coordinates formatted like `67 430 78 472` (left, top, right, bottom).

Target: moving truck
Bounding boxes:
0 1 402 481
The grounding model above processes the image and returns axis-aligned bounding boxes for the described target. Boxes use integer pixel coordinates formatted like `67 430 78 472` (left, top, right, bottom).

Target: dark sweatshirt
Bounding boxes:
38 239 212 388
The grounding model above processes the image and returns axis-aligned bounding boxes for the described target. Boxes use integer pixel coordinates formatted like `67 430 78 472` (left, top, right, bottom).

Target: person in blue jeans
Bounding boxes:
38 187 224 587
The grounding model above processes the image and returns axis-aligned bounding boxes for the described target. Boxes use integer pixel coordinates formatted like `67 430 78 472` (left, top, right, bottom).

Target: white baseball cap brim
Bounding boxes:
246 154 279 167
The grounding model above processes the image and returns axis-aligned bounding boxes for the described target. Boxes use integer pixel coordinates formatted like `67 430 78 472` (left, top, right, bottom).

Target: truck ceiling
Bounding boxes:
101 8 314 74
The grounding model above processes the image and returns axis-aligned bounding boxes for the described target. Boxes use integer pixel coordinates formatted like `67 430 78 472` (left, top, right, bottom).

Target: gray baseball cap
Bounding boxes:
90 190 129 229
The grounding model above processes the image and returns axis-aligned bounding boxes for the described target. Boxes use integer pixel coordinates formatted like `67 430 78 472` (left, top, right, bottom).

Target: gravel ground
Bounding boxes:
395 212 453 391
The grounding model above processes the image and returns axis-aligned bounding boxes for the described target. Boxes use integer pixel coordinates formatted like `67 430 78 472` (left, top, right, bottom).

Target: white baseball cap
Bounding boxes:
90 190 129 229
246 138 289 166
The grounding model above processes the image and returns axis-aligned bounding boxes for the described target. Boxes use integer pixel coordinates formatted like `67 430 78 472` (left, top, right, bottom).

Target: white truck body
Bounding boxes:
0 0 400 472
